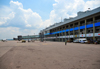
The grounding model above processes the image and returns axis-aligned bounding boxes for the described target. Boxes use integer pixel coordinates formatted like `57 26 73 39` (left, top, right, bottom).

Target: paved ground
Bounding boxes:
0 41 100 69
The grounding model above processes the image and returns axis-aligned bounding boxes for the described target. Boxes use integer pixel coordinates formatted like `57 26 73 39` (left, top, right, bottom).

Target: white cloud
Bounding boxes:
0 27 39 39
10 1 23 9
0 27 20 39
0 1 43 39
49 0 100 24
49 0 84 23
0 0 100 39
0 1 43 28
84 0 100 11
0 6 12 25
26 24 32 27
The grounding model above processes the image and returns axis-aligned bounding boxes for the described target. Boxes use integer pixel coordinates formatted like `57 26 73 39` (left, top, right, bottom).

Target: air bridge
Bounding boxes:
17 35 39 40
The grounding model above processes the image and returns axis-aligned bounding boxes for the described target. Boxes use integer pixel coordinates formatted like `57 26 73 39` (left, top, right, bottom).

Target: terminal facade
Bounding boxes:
39 7 100 42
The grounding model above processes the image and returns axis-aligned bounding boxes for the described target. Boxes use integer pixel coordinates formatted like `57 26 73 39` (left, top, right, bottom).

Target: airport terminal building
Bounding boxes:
39 7 100 42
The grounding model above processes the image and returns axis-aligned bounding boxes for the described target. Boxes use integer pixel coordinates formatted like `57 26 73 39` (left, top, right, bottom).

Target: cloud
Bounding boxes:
83 0 100 11
0 27 38 39
0 1 43 29
49 0 83 23
10 1 23 9
49 0 100 23
0 0 100 39
0 27 20 39
0 1 43 39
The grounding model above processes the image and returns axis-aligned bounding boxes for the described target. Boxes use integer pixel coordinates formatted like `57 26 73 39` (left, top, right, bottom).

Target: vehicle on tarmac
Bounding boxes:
2 39 7 42
73 38 88 43
79 38 88 43
22 40 26 43
73 39 79 43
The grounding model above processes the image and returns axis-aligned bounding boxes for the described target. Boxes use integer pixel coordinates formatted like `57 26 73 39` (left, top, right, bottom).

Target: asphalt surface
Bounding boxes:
0 41 100 69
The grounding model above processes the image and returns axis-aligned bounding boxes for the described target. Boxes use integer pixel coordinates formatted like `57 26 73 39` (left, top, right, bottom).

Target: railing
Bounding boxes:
80 24 85 26
70 33 73 35
87 31 93 34
94 19 100 22
95 31 100 33
70 26 73 28
75 33 78 35
74 25 78 27
86 21 93 24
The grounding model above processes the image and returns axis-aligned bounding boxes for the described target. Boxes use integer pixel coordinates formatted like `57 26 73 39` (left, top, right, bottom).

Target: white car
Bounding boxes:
73 39 79 43
79 39 88 43
73 38 88 43
2 39 7 42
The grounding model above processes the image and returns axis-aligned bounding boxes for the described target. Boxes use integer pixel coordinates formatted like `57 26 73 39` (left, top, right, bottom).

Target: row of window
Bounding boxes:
45 22 100 35
50 19 100 32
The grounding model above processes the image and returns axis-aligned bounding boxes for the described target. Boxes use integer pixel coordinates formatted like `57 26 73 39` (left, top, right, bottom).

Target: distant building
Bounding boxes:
39 32 44 42
39 7 100 42
22 35 39 39
13 38 18 40
17 35 39 40
18 35 22 41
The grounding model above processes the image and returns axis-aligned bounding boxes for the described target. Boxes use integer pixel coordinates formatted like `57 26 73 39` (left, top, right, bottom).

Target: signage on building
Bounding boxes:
86 33 93 37
70 35 73 38
59 36 62 38
80 34 85 37
95 33 100 36
98 33 100 35
63 36 66 38
65 36 69 38
75 35 77 37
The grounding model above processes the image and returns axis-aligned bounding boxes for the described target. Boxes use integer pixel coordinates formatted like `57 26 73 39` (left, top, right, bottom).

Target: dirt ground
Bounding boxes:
0 41 100 69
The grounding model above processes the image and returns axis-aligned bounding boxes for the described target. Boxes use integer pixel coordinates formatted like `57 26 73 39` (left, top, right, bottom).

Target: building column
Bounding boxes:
85 19 87 38
78 22 80 39
93 17 95 40
62 27 63 42
55 28 57 42
73 23 75 40
59 28 60 42
69 25 70 40
65 25 66 41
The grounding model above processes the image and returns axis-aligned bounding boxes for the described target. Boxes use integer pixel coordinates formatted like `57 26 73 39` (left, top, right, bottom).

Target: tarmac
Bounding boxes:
0 41 100 69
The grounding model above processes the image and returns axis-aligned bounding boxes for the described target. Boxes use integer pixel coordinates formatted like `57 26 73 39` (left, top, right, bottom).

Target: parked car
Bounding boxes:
73 39 79 43
79 38 88 43
73 38 88 43
2 39 7 42
22 40 26 43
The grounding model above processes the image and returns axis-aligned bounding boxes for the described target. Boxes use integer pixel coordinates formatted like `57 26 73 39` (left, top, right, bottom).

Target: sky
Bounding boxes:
0 0 100 39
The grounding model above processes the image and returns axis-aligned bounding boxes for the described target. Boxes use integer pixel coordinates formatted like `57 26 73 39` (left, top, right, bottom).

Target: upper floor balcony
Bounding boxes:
87 28 93 34
95 27 100 33
74 30 79 35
